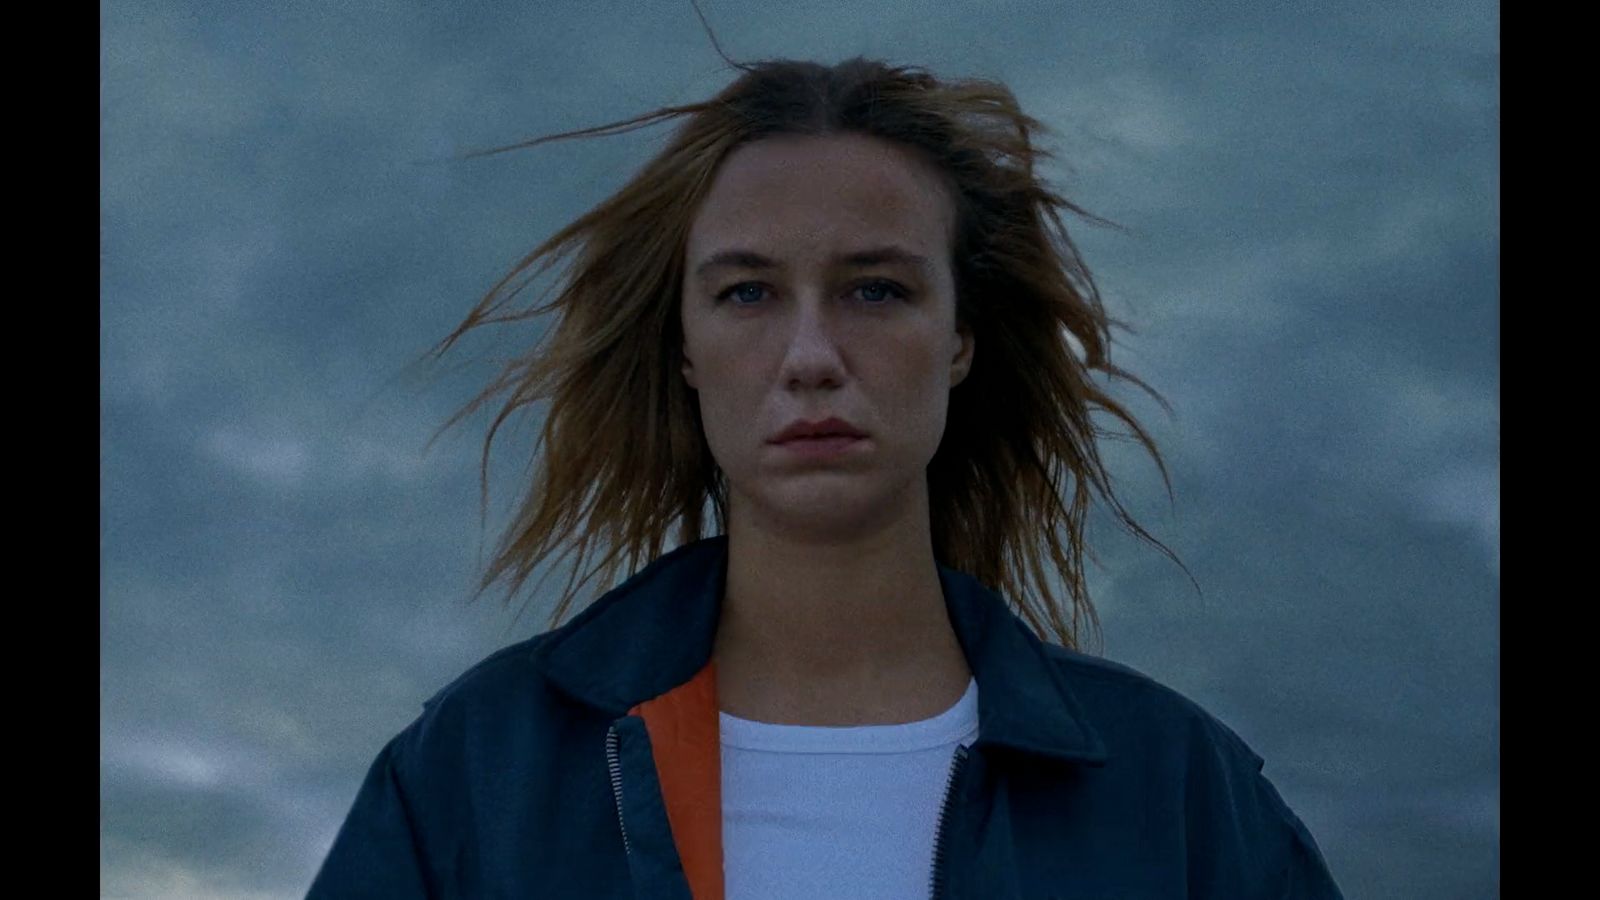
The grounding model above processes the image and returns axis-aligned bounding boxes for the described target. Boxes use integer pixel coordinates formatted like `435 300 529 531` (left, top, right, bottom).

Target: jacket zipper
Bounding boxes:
605 724 631 856
928 743 971 900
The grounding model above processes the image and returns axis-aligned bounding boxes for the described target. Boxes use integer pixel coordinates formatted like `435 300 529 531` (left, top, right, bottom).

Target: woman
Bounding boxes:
308 49 1345 899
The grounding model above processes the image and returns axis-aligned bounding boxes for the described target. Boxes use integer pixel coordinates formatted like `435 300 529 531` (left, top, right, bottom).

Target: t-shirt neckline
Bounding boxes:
718 676 978 754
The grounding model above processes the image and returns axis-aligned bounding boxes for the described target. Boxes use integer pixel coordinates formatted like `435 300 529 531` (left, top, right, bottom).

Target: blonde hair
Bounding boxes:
423 29 1195 653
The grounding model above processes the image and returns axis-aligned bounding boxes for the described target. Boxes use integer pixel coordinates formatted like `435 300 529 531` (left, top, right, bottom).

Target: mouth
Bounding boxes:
768 417 870 444
774 432 862 443
770 434 867 459
777 433 862 443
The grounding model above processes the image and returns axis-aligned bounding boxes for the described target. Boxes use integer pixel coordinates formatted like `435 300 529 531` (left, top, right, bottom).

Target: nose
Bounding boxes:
778 299 848 390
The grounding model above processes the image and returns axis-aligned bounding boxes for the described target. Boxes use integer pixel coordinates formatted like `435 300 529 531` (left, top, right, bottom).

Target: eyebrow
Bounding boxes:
693 245 933 280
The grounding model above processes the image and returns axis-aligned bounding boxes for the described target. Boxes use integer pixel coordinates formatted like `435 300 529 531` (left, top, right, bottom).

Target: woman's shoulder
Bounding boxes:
1035 642 1265 771
422 633 558 711
1034 643 1344 894
383 632 571 769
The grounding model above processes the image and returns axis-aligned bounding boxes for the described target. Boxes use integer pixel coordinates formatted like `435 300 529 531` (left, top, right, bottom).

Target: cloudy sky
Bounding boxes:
100 1 1498 897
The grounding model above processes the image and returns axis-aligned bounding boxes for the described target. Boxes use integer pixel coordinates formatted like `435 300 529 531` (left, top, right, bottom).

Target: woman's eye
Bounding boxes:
857 280 909 304
714 280 909 305
718 283 768 305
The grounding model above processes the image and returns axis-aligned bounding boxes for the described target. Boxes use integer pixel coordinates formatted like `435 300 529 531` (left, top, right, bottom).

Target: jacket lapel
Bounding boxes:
528 538 728 719
628 659 723 900
933 560 1108 767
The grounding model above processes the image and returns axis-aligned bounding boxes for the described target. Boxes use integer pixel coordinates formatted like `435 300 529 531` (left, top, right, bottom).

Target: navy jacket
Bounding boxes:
308 535 1345 898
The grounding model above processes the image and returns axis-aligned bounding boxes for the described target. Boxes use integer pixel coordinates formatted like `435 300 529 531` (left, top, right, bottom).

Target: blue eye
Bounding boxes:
714 280 910 305
857 280 909 304
720 283 767 305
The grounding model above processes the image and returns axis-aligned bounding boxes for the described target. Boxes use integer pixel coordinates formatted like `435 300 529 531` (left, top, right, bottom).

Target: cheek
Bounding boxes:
692 344 745 399
691 353 758 443
881 344 949 395
891 352 959 436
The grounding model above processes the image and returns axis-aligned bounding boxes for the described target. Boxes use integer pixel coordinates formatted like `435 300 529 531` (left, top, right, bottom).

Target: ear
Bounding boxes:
681 345 698 390
950 322 975 388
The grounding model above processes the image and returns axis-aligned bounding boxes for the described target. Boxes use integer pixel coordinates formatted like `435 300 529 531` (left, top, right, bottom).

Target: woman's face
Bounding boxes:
679 132 974 539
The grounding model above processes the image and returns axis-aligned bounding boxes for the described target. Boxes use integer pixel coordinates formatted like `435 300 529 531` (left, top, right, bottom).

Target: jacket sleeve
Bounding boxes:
1187 712 1346 900
1251 767 1345 900
305 730 434 900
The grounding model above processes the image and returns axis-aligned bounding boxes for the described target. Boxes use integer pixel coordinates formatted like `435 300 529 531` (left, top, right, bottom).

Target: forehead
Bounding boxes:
686 133 955 258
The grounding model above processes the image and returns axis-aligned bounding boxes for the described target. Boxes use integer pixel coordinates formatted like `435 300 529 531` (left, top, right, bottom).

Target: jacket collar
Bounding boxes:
528 534 1108 766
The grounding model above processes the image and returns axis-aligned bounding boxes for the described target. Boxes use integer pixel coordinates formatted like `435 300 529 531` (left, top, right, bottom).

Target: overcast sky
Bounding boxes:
101 1 1498 897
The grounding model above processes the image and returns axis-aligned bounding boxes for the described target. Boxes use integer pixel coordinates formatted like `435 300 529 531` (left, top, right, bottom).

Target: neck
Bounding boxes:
710 487 972 724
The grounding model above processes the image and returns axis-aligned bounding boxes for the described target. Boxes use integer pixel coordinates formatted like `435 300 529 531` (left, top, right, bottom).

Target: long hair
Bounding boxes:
422 27 1196 653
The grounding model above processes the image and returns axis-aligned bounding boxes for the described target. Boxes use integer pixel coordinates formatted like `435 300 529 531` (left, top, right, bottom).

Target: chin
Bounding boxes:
741 481 909 537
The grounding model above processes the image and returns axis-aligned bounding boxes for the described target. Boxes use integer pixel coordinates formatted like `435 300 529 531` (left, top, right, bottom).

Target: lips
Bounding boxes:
772 433 865 460
769 416 869 444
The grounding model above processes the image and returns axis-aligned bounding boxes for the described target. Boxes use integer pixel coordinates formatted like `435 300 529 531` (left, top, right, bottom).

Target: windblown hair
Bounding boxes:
424 32 1195 653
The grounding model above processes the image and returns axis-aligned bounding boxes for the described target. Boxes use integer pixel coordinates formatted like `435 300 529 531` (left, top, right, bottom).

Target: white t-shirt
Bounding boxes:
719 678 980 900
